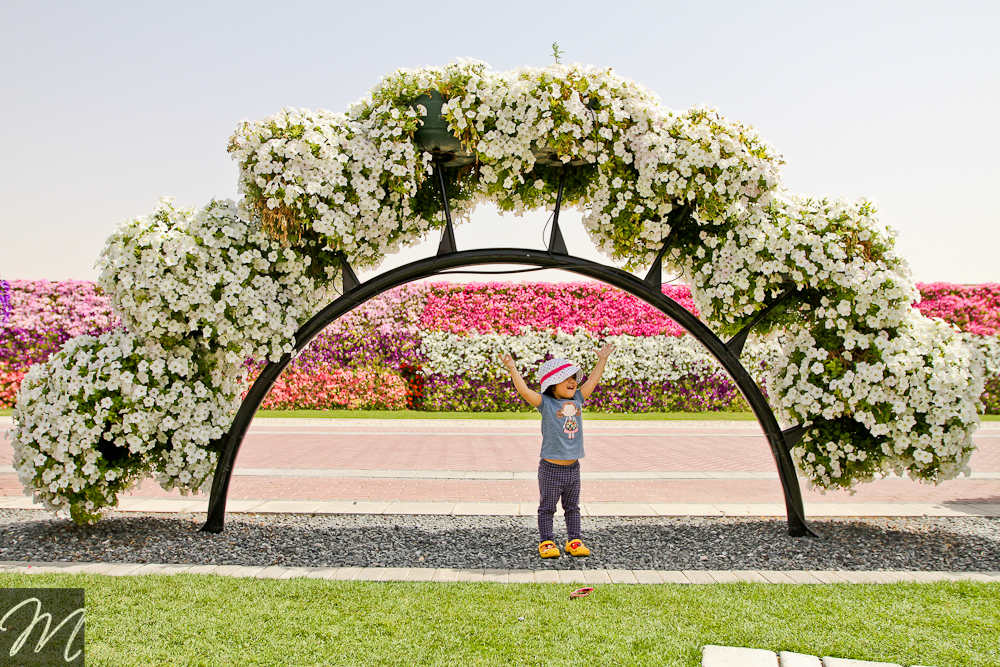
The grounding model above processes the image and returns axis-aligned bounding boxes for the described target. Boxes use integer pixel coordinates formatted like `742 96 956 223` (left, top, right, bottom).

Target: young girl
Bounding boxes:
500 344 615 558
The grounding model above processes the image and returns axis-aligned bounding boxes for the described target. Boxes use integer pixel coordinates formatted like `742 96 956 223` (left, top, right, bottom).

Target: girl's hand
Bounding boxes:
595 343 615 360
500 353 516 370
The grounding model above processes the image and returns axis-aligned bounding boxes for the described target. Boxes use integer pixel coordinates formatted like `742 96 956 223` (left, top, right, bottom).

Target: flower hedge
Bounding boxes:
913 283 1000 337
4 279 118 336
6 61 995 519
420 282 696 336
7 279 993 418
0 279 11 325
250 368 408 411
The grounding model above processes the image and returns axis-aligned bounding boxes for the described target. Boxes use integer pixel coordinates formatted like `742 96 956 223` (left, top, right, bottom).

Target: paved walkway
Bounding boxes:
3 418 999 515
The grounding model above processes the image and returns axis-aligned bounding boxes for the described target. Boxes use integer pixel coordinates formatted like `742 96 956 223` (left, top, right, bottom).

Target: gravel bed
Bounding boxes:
1 509 998 572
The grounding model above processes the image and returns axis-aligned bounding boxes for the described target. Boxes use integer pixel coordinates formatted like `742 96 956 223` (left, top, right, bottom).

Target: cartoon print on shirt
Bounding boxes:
556 402 579 439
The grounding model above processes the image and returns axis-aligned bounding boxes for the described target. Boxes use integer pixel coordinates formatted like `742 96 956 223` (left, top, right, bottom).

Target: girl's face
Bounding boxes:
553 375 577 399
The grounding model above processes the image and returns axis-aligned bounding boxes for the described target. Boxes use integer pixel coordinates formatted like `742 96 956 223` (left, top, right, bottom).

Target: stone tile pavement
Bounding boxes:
4 418 999 474
702 644 944 666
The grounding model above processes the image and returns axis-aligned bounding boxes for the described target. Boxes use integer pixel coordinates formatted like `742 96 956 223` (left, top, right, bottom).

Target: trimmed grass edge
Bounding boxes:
251 409 758 420
2 408 997 420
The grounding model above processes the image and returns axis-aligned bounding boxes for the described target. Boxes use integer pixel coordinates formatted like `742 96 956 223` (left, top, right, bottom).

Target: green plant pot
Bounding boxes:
530 97 600 167
412 90 475 167
531 141 589 167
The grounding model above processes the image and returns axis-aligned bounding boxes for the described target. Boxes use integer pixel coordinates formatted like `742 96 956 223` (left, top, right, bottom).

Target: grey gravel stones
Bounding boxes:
1 509 998 572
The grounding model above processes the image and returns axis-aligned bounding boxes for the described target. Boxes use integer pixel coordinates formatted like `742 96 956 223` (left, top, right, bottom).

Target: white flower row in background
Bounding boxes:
419 328 779 386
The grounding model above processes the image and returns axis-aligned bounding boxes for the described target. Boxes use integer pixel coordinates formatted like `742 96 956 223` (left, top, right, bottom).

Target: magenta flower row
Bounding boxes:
911 282 1000 336
4 279 997 340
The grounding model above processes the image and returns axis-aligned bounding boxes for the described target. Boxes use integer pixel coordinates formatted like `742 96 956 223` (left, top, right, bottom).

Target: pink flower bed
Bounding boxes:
420 282 697 336
253 369 408 411
7 280 119 335
914 283 1000 336
325 283 429 336
0 369 25 409
7 279 999 339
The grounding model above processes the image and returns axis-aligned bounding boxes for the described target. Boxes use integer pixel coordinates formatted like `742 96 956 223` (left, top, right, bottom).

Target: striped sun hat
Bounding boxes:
538 358 584 393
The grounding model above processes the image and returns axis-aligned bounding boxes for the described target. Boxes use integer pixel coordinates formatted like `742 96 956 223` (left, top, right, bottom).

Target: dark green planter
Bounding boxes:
531 141 588 167
532 97 600 166
411 90 474 166
412 89 594 168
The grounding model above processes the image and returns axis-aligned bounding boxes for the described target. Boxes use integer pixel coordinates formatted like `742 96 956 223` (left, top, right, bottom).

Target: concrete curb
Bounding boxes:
1 561 997 584
2 497 998 518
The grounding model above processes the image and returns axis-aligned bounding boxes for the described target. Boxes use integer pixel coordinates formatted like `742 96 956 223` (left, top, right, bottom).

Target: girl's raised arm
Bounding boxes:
580 343 615 400
500 353 542 407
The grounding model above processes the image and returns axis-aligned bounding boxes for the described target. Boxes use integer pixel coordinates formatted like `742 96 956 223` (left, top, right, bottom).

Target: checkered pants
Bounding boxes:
537 459 581 542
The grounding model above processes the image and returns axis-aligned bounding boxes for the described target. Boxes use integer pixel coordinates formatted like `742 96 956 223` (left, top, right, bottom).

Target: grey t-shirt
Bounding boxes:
536 390 585 460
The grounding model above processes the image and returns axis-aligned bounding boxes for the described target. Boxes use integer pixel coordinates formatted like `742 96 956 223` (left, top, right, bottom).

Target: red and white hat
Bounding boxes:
538 358 584 393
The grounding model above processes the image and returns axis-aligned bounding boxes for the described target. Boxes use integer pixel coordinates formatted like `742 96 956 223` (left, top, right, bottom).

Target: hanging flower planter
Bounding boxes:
411 90 474 166
530 140 589 167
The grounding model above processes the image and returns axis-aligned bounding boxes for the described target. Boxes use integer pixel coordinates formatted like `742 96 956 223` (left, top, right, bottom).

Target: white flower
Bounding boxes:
97 198 338 363
10 331 243 523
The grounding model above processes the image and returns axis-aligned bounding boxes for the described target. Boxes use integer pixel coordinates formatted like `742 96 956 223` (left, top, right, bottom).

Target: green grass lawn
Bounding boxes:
1 574 996 666
3 407 997 420
253 409 758 420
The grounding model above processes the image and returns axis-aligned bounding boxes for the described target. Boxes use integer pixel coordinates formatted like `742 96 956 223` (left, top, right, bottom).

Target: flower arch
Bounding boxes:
11 61 983 533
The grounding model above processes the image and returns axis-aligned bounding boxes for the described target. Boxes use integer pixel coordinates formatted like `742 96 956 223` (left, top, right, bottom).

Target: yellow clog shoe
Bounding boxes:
565 539 590 557
538 540 560 558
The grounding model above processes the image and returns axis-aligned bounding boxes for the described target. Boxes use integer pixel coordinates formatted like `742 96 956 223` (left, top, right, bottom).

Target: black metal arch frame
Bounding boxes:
200 163 818 537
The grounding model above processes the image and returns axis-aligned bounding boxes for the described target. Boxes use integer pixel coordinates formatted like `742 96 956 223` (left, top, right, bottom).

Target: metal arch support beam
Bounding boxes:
725 283 797 358
643 204 691 291
200 248 815 538
338 253 360 293
547 166 569 255
434 162 457 255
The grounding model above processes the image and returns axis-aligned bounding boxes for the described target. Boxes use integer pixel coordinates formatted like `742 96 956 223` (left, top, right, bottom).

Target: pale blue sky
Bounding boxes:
2 1 997 283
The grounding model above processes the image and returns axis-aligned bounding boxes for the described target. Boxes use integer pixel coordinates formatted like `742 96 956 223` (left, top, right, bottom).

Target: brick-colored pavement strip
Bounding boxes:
2 419 999 504
216 422 1000 473
4 419 999 473
231 432 787 472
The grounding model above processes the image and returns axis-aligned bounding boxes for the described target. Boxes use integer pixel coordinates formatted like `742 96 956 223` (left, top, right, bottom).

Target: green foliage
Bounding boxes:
551 42 564 64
